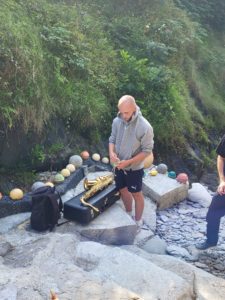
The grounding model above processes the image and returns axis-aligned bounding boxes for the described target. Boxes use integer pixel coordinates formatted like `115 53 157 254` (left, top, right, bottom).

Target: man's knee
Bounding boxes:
120 186 128 193
206 193 225 220
131 191 144 201
120 187 131 197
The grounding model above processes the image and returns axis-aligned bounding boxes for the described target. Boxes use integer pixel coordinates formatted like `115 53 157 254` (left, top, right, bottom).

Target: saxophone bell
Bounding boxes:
83 175 112 190
83 178 98 190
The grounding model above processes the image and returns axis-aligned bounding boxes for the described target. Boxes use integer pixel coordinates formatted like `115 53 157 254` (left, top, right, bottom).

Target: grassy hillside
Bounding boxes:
0 0 225 171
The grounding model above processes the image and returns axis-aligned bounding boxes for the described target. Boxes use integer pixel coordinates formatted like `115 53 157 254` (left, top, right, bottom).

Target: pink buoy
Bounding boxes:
176 173 189 184
80 151 90 160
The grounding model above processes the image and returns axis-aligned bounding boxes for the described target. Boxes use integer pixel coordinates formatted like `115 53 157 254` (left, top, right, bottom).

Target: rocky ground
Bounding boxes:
62 170 225 281
1 166 225 299
156 189 225 280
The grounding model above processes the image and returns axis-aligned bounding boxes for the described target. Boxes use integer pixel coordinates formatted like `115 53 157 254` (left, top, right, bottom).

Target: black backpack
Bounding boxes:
30 185 63 231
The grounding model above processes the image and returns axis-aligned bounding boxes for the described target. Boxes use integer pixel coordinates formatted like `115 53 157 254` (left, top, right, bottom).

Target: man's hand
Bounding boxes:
116 159 131 170
109 152 120 164
217 181 225 195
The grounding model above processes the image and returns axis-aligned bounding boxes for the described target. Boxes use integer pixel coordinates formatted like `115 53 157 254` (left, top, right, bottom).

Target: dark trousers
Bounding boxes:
206 193 225 245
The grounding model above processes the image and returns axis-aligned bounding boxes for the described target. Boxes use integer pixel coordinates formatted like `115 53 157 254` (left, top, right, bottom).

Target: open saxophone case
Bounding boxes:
63 173 120 224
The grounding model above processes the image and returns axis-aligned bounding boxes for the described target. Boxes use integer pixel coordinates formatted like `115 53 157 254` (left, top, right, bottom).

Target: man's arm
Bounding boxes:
217 155 225 195
109 143 119 164
115 151 150 170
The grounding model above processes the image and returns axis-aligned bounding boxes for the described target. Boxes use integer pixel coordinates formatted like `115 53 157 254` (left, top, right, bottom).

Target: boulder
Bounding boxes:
75 204 137 245
188 183 212 208
123 246 225 300
75 241 193 299
143 173 189 209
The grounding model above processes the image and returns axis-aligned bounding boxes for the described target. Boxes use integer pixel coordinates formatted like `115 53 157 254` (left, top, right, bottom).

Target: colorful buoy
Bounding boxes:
69 155 83 167
45 181 54 187
102 157 109 164
9 188 24 200
176 173 189 184
168 171 176 179
92 153 101 161
80 150 90 160
61 168 71 178
54 173 65 183
66 163 76 173
156 163 168 174
149 169 158 176
144 153 154 169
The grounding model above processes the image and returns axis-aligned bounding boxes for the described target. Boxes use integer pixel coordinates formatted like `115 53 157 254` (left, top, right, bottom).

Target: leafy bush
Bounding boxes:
0 0 225 169
117 50 194 148
0 1 51 131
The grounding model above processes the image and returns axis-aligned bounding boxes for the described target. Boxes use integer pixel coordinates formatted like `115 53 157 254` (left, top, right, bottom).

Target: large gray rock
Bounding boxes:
0 284 17 300
1 211 225 300
75 241 193 299
188 183 212 208
75 203 137 245
141 235 167 254
143 173 189 209
0 239 13 257
133 227 154 247
0 213 30 234
166 244 193 260
0 233 141 300
123 245 225 300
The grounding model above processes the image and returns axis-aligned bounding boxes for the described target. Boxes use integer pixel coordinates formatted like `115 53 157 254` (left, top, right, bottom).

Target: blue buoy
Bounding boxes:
168 171 176 179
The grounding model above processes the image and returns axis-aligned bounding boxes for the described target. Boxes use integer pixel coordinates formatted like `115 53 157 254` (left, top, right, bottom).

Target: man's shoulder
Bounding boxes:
112 116 122 126
112 116 119 122
138 115 152 128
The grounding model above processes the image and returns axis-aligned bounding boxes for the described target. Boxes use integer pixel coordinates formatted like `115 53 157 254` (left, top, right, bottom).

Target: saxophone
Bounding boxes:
80 174 114 212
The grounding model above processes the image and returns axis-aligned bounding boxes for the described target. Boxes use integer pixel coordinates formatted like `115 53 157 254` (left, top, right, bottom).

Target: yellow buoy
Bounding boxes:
149 169 158 176
92 153 101 161
66 163 76 173
61 168 71 178
9 188 24 200
144 152 154 169
102 157 109 164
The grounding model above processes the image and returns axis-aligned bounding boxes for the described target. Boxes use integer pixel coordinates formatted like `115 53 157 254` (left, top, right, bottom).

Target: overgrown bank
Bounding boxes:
0 0 225 181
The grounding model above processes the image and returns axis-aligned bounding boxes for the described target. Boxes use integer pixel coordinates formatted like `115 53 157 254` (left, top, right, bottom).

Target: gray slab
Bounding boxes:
142 173 188 209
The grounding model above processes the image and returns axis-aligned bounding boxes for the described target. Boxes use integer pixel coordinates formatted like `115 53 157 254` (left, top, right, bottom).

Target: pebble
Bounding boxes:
214 264 225 271
178 208 191 214
160 215 169 222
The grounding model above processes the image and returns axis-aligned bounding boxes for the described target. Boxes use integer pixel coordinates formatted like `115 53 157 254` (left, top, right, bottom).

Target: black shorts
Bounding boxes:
114 168 144 193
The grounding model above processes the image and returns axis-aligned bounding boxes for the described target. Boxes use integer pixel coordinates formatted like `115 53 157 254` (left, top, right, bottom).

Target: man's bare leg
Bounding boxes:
132 191 144 221
120 187 133 214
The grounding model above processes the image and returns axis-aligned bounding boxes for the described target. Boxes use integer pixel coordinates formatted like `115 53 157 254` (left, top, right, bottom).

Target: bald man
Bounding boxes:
109 95 154 229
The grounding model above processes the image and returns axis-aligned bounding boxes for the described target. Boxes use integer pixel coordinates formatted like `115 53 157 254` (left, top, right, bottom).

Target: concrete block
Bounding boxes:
142 173 188 209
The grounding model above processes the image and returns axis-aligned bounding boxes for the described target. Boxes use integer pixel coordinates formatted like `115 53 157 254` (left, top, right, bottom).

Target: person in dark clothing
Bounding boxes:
196 135 225 250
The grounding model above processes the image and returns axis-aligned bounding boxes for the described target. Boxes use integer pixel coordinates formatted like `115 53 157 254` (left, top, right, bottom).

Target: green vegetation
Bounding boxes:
0 0 225 169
